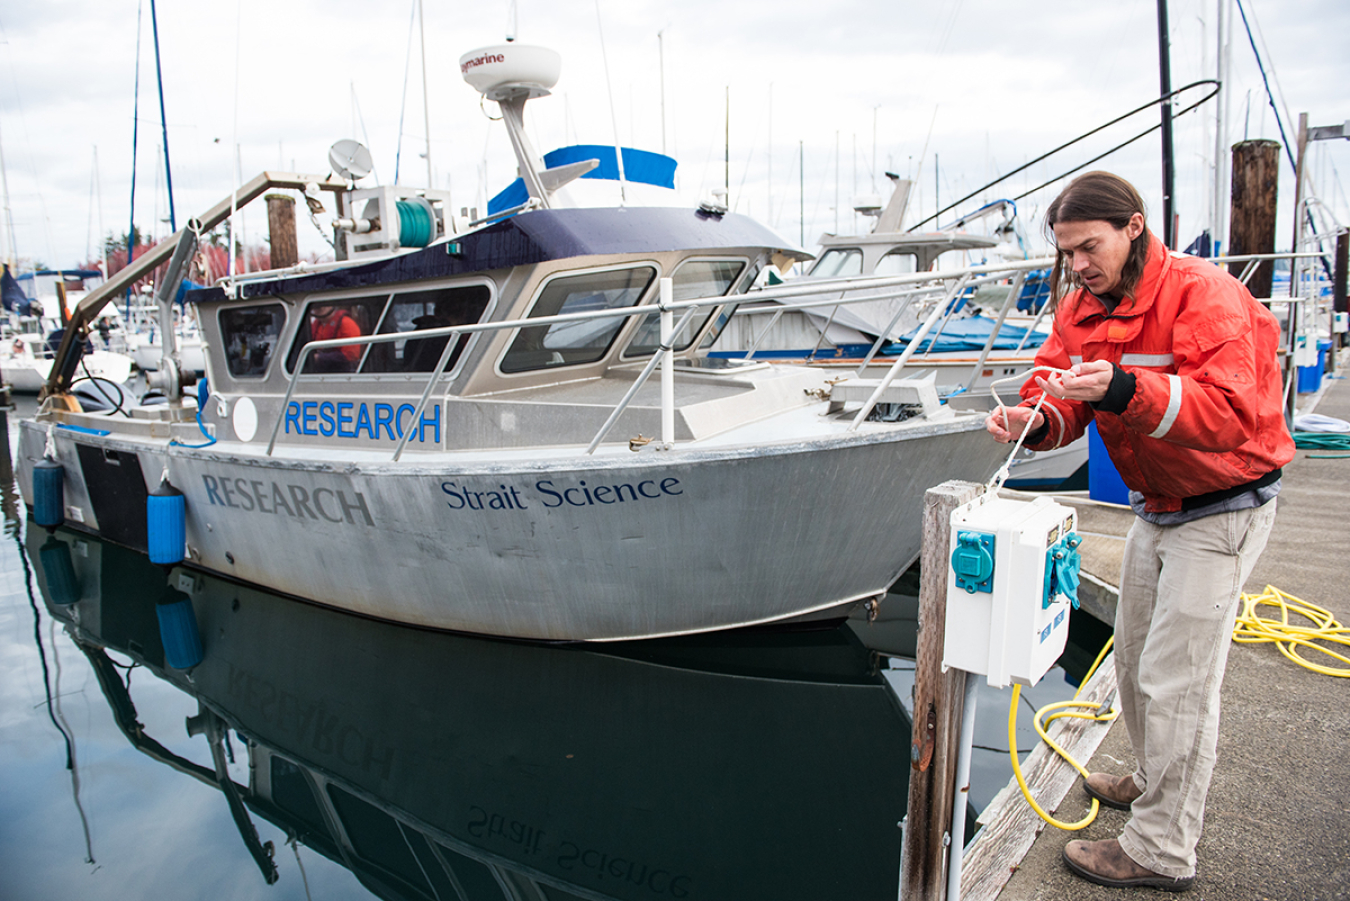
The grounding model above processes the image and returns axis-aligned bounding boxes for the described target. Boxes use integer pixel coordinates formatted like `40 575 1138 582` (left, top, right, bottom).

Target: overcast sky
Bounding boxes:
2 0 1347 270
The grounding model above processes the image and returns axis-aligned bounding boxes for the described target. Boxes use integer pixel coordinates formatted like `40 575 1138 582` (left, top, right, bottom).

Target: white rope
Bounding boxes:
985 366 1071 492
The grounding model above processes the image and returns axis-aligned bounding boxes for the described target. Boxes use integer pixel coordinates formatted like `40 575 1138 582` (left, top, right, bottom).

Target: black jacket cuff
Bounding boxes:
1090 363 1137 415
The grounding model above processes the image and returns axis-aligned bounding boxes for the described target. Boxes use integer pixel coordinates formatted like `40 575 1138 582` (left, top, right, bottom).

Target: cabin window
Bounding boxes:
327 785 435 895
269 756 328 837
624 259 745 357
359 284 491 373
699 261 762 349
285 296 388 374
436 843 509 900
219 303 286 377
501 266 656 373
811 248 862 278
874 251 918 277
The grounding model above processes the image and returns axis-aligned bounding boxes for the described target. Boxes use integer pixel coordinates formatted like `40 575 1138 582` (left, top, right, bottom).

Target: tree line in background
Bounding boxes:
84 225 325 295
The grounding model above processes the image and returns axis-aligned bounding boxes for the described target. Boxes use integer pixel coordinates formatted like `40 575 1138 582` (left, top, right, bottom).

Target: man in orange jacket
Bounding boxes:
987 172 1294 892
309 303 364 372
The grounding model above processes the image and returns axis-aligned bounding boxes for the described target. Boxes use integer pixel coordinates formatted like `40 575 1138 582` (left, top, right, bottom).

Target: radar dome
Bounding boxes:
460 44 561 101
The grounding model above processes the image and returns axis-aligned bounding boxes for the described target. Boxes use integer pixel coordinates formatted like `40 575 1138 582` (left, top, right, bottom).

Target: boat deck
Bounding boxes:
972 356 1350 900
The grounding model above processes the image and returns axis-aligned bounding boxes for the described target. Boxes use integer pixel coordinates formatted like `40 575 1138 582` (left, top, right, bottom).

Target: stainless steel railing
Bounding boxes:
263 258 1059 459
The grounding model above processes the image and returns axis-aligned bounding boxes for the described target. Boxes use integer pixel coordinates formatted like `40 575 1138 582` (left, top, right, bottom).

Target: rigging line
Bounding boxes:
594 0 627 203
127 0 144 302
227 0 242 280
1234 0 1330 279
394 0 417 185
731 96 767 215
148 0 175 232
16 529 76 772
910 107 940 229
1011 84 1220 202
1233 0 1294 173
50 619 95 864
908 79 1219 231
349 85 380 184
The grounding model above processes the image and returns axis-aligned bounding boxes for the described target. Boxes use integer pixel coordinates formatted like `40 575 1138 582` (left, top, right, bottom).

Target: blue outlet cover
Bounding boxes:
952 531 995 594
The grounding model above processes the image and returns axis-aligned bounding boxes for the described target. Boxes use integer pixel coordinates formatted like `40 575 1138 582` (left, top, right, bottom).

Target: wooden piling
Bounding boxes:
265 193 298 269
901 480 985 901
1227 140 1281 300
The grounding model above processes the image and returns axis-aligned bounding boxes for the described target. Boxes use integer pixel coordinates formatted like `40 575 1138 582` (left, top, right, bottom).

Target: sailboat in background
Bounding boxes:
1 267 134 394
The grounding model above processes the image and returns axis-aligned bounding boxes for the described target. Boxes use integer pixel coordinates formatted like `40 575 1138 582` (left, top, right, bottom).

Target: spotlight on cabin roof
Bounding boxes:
459 44 561 101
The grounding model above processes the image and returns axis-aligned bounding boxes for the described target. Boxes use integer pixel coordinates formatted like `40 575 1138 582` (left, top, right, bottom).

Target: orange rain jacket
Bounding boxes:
1020 235 1295 513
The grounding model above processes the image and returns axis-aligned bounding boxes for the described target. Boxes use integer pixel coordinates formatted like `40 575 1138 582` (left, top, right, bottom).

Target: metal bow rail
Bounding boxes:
264 258 1058 460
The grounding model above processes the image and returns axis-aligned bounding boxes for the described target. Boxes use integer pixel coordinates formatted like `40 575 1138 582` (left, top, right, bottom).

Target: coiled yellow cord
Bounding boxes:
1008 636 1119 830
1233 585 1350 677
1012 583 1347 830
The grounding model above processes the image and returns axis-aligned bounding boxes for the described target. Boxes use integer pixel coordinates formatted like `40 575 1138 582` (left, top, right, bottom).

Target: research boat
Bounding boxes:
15 44 1007 641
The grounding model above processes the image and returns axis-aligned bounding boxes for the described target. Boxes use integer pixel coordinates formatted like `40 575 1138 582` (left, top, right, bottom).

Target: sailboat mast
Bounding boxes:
419 0 433 189
128 0 144 292
150 0 176 231
0 116 17 268
1157 0 1176 248
1212 0 1234 254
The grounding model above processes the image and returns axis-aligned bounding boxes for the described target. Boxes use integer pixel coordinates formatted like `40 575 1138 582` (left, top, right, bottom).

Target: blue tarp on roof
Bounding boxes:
488 145 678 215
889 314 1047 354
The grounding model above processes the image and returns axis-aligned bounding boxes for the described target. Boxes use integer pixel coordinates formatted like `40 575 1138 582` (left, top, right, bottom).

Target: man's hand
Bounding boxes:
1035 360 1113 403
986 405 1045 443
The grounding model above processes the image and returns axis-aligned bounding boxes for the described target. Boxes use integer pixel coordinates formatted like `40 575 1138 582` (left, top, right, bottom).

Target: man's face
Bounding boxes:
1052 213 1145 298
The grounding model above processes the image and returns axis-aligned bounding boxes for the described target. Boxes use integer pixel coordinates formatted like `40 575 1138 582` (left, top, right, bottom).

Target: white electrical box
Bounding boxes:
943 494 1081 688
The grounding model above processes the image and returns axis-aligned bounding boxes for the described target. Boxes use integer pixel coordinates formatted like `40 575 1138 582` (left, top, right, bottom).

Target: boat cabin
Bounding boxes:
189 206 808 452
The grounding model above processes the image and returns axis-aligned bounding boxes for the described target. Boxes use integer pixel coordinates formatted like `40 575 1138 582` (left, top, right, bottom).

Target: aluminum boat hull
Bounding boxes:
17 415 1003 640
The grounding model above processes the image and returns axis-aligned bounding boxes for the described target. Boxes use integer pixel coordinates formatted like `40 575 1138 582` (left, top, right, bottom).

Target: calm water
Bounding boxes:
0 401 1107 900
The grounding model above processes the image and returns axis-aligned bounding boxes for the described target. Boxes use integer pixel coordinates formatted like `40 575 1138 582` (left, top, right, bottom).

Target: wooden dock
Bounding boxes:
959 360 1350 900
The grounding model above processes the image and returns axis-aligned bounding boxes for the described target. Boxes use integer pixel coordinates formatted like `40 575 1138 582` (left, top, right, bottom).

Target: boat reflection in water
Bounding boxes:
32 526 911 900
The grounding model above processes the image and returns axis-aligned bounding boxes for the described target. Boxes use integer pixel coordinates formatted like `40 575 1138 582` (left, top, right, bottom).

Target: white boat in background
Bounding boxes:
16 43 1009 641
125 326 207 375
1 313 135 394
701 183 1089 490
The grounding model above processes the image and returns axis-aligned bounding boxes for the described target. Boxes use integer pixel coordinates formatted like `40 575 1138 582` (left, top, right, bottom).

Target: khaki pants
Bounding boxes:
1113 501 1277 879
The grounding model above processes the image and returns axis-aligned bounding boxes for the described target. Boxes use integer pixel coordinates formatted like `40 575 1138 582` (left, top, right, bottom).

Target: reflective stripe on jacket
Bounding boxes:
1022 235 1295 513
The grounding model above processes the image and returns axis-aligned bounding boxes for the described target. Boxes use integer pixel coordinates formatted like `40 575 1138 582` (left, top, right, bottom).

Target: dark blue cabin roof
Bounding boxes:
186 207 806 304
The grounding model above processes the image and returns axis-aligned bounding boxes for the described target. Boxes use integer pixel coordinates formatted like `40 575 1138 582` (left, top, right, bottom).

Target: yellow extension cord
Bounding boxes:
1009 585 1350 830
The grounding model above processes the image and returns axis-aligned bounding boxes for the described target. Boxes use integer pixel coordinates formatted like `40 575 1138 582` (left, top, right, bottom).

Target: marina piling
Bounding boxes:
1228 139 1281 300
265 193 298 269
901 479 985 901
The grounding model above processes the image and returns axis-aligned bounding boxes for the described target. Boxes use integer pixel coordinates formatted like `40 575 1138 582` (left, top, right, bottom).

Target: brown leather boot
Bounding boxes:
1084 772 1143 810
1063 838 1194 892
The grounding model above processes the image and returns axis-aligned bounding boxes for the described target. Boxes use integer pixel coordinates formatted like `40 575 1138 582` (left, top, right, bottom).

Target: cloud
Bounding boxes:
1 0 1346 266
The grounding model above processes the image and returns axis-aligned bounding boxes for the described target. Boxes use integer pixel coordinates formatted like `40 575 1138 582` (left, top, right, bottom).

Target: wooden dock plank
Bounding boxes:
958 655 1119 901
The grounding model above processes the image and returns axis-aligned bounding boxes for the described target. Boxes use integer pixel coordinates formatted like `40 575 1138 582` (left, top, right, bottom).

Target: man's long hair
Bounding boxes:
1045 171 1151 309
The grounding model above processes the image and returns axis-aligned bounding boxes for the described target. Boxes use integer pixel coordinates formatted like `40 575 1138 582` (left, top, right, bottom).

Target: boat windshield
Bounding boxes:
220 303 287 377
500 266 656 373
810 248 862 278
360 284 491 374
623 259 745 357
874 251 917 277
